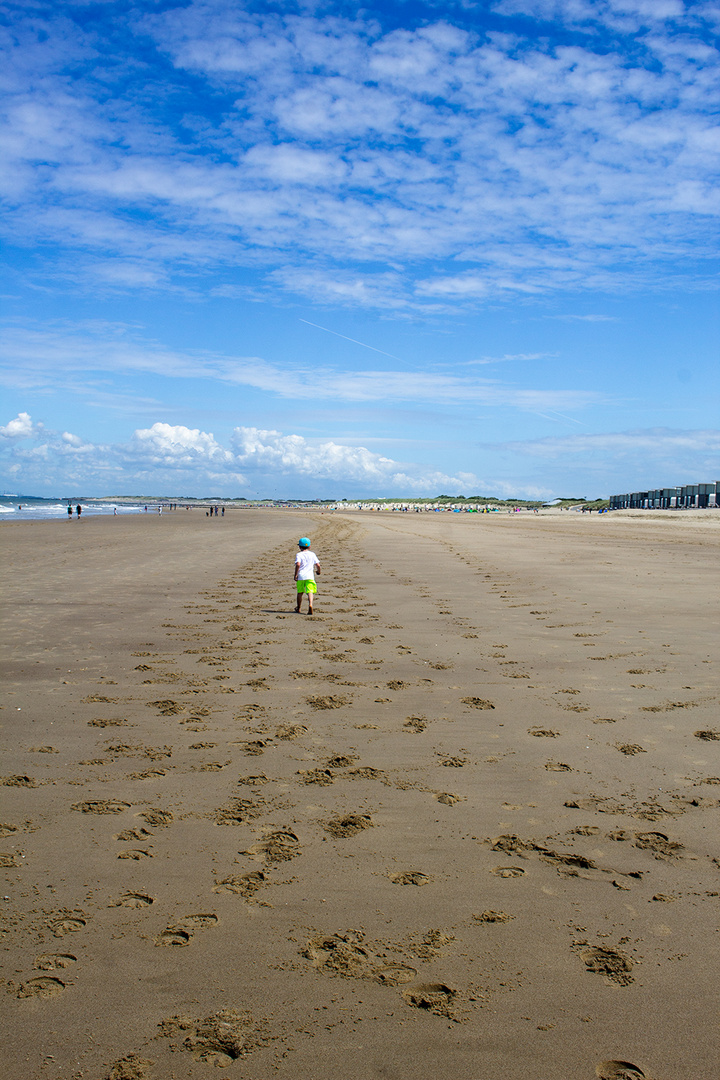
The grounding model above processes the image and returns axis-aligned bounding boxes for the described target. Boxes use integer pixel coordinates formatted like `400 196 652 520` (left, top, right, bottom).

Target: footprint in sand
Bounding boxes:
324 814 373 838
404 717 427 733
298 768 335 786
695 729 720 741
156 928 192 947
402 982 457 1018
158 1007 263 1065
545 762 572 771
436 793 462 805
35 953 77 970
107 1054 153 1080
472 910 514 923
214 871 268 898
180 913 218 929
390 871 431 886
461 697 495 710
115 827 152 841
490 866 525 878
118 849 153 860
303 932 370 977
241 740 271 756
634 831 683 858
17 976 66 998
615 743 646 756
307 694 349 710
244 829 301 863
72 800 131 815
578 945 633 985
148 699 184 716
114 892 154 908
595 1063 646 1080
373 963 417 985
275 724 308 740
49 916 86 937
139 809 173 827
1 775 37 787
528 728 559 738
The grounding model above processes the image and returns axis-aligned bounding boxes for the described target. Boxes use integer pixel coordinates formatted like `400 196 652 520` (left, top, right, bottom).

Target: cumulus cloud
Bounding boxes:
230 426 477 492
0 411 37 438
0 412 482 496
132 422 234 464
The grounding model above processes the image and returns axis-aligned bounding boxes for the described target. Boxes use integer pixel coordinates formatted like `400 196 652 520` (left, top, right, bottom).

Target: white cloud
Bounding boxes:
0 411 38 438
500 428 720 458
132 422 235 464
231 426 479 492
491 0 687 31
4 412 717 500
0 2 717 307
0 412 483 496
0 321 601 413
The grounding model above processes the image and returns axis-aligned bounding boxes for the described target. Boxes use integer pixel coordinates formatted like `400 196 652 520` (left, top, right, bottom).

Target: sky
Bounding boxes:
1 0 718 500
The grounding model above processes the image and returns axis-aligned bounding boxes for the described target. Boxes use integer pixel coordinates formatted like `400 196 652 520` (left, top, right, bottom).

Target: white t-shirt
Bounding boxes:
295 550 318 580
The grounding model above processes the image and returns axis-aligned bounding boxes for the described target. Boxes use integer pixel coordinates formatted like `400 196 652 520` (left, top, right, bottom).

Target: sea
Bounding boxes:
0 495 149 522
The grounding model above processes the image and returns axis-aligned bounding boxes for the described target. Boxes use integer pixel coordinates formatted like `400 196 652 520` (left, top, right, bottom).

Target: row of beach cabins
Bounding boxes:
609 481 719 510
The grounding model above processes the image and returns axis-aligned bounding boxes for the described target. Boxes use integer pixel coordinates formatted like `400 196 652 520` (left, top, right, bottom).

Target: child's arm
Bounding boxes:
294 554 300 581
314 561 321 576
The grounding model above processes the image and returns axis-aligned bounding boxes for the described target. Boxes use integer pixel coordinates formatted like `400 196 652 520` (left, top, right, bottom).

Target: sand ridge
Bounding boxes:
1 509 718 1078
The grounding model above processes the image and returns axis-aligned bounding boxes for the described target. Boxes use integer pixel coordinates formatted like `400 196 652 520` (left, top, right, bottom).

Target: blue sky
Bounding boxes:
1 0 718 499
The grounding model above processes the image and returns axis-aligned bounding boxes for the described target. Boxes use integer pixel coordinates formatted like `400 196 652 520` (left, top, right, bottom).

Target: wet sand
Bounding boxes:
1 508 718 1080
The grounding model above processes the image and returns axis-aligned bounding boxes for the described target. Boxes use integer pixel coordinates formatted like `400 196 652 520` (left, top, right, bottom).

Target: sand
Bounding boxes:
1 508 718 1080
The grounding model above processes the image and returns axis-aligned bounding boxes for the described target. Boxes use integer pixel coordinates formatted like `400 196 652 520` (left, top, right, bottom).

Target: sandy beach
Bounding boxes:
1 508 718 1080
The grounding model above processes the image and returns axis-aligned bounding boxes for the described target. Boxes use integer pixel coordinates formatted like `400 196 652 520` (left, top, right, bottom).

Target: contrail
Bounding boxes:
532 411 584 426
299 319 402 361
547 410 584 425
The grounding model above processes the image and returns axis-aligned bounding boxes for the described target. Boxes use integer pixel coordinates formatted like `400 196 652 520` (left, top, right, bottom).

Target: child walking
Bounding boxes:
294 537 321 615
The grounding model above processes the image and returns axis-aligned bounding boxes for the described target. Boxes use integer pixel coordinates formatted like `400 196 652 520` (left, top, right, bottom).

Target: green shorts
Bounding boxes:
296 580 317 594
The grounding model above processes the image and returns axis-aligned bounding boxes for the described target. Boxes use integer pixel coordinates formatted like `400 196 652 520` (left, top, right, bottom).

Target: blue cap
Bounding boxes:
298 537 311 548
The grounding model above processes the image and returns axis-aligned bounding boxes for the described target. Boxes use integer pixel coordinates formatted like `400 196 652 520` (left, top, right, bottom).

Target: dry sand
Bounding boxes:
1 508 718 1080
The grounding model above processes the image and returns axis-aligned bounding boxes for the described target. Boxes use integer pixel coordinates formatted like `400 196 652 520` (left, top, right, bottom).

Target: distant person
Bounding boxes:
294 537 320 615
76 504 82 518
67 505 73 519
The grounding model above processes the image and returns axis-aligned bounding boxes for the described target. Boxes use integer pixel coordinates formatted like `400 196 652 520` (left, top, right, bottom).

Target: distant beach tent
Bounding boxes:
609 482 719 510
